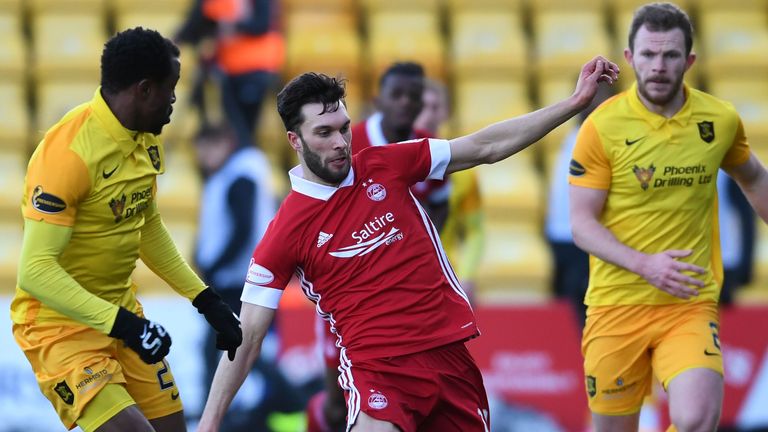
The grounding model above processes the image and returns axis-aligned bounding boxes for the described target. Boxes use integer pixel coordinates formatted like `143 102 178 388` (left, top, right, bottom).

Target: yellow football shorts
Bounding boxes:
581 301 723 415
13 320 182 430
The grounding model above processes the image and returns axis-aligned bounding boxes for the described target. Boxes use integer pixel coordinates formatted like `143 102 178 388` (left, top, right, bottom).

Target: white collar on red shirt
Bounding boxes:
288 165 356 201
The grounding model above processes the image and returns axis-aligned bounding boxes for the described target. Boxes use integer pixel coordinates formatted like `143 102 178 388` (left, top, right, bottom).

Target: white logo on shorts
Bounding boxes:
368 391 388 410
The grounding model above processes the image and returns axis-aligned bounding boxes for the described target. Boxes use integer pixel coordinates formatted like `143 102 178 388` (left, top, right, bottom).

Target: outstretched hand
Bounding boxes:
572 56 620 110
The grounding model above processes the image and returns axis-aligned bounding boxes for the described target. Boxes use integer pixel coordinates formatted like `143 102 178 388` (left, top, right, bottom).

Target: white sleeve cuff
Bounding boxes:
241 283 283 309
427 139 451 180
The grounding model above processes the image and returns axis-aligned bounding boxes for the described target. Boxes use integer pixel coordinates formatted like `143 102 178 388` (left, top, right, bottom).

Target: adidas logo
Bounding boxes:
317 231 333 248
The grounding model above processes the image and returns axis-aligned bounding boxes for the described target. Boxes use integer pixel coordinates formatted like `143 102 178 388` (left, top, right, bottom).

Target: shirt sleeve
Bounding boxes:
568 118 612 190
374 138 451 186
139 201 207 301
22 138 91 226
722 118 751 169
17 218 119 333
240 217 297 309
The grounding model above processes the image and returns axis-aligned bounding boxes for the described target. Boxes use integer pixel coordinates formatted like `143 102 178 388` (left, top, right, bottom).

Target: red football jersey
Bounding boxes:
242 139 477 362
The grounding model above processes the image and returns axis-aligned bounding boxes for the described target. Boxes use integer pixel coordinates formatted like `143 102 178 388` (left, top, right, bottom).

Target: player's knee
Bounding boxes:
670 404 720 432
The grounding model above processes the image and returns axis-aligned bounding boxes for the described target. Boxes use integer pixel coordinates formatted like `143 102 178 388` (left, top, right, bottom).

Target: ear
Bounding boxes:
685 51 696 71
623 47 632 65
137 79 152 98
287 131 302 152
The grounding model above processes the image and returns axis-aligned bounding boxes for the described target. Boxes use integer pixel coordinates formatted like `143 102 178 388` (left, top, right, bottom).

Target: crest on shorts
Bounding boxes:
367 390 388 410
632 164 656 191
146 145 161 171
586 376 597 398
697 121 715 143
54 380 74 405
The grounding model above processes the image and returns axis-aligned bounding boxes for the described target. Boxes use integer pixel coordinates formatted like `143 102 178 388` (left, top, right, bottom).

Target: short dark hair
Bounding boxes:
277 73 347 133
629 2 693 55
378 62 425 89
101 27 180 94
195 121 237 143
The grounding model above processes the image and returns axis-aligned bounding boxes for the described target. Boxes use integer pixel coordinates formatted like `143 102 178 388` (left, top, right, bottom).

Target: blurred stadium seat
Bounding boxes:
453 78 530 135
699 8 768 80
0 81 30 149
366 10 445 85
708 78 768 148
446 0 524 12
34 80 94 138
449 9 528 80
476 220 552 302
360 0 441 13
533 7 612 79
0 150 25 220
0 9 27 84
285 9 362 82
30 7 105 81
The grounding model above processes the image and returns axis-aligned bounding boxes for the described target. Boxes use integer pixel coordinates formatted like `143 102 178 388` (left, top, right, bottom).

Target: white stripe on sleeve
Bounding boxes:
427 138 451 180
240 283 283 309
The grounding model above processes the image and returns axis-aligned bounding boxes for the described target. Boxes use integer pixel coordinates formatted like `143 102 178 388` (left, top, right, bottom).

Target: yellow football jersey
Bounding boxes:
12 88 165 325
570 83 750 306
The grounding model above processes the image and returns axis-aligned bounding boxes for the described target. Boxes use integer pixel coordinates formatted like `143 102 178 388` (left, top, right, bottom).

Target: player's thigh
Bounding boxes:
78 383 147 432
350 411 400 432
117 346 184 422
92 405 154 432
420 342 490 432
149 410 188 432
592 412 640 432
582 306 654 416
651 302 723 389
667 368 723 431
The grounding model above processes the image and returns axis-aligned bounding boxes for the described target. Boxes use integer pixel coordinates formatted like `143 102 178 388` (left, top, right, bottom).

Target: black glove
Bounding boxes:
109 307 172 364
193 288 243 360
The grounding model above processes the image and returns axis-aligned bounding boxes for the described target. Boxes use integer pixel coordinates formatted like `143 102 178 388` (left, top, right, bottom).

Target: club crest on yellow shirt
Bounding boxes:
697 121 714 143
147 145 161 170
109 194 127 223
632 164 656 191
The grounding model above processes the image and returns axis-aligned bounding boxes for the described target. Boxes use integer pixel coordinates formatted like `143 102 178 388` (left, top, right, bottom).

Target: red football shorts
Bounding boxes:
339 341 490 431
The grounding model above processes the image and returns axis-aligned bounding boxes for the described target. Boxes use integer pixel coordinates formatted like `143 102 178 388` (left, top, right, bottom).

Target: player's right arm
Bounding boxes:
198 302 275 432
569 119 704 299
18 219 119 332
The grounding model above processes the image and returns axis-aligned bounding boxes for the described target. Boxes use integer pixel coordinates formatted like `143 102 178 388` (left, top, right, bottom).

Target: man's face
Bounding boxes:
414 87 448 135
376 74 424 132
293 102 352 186
138 58 180 135
626 26 693 107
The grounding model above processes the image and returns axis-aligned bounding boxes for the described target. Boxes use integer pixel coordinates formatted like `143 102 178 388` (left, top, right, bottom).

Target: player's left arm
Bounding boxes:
724 152 768 223
140 200 243 359
446 56 619 174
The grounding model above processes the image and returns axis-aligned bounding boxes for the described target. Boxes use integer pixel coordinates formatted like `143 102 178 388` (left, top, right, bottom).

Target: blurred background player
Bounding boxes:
569 3 768 431
11 27 241 432
175 0 285 148
415 78 485 302
193 121 304 431
351 62 450 231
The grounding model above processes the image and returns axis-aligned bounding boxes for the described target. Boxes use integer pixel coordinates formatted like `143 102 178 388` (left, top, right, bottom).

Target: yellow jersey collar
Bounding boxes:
627 82 692 129
90 87 146 158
